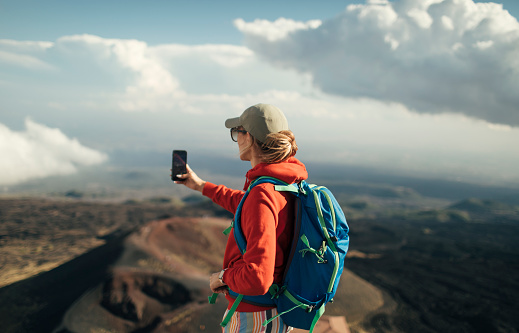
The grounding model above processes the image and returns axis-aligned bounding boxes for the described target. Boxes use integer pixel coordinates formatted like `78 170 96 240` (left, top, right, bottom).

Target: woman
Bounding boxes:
175 103 308 332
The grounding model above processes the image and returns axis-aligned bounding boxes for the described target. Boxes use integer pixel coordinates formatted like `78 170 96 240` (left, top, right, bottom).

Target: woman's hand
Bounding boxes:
210 272 229 295
173 164 206 193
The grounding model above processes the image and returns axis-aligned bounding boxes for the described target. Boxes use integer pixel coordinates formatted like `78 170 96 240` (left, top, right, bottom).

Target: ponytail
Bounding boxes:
257 130 298 163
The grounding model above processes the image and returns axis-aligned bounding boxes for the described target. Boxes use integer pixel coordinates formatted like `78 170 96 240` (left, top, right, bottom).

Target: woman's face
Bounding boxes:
237 128 252 161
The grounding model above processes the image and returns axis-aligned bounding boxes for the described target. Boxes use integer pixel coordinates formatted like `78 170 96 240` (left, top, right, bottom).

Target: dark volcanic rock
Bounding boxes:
0 231 128 333
100 273 192 323
347 216 519 333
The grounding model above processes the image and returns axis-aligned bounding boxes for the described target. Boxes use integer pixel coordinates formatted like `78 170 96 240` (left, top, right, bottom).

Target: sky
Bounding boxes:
1 0 519 189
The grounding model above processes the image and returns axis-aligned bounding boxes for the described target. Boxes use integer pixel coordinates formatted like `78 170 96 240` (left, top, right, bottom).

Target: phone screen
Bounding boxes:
171 150 187 181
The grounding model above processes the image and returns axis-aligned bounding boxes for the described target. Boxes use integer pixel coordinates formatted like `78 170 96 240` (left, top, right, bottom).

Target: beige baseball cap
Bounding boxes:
225 103 289 142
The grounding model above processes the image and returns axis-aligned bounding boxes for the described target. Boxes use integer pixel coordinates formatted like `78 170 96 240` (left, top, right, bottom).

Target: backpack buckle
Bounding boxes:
297 182 307 195
272 285 286 299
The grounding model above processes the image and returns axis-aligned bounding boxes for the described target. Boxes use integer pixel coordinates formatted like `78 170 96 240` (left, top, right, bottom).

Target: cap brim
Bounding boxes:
225 117 241 129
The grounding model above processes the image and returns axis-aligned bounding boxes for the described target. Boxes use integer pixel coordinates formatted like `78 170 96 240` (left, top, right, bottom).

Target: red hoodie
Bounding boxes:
202 157 308 312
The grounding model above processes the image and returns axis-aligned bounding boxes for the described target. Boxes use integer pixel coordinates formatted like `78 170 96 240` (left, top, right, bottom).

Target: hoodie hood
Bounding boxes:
243 157 308 190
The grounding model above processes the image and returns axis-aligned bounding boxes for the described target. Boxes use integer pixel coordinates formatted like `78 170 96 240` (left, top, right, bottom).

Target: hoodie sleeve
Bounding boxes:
202 182 245 214
223 184 284 295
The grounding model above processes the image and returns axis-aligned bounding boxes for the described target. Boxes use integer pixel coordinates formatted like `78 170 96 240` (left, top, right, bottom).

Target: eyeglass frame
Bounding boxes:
230 127 248 142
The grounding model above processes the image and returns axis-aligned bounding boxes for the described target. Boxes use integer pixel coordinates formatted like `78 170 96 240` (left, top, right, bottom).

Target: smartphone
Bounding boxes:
171 150 187 181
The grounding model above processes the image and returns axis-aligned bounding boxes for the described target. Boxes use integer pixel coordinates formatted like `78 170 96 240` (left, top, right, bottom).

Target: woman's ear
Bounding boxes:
246 132 253 143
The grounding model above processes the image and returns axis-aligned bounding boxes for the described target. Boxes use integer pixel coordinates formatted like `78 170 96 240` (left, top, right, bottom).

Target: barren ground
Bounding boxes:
1 197 517 332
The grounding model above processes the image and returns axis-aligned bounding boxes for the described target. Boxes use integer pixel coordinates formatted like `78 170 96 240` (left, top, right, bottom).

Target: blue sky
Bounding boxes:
0 0 357 45
2 0 518 44
1 0 519 189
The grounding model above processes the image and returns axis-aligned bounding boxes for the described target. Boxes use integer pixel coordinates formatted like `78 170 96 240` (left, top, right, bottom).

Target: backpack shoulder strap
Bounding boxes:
233 176 290 254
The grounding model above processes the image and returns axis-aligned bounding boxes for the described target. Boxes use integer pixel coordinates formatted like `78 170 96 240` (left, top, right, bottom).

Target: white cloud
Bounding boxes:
0 35 188 112
441 15 454 30
473 40 494 50
0 50 54 70
235 0 519 126
234 17 322 42
0 39 54 70
0 39 54 52
192 44 254 68
406 8 434 28
53 34 183 112
1 32 518 186
1 34 306 113
0 119 108 186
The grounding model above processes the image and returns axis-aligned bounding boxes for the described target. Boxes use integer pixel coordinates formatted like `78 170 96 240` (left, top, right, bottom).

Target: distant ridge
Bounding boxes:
448 198 519 222
449 198 514 212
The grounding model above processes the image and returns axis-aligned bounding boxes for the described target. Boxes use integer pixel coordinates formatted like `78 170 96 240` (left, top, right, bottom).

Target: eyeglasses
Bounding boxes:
230 127 247 142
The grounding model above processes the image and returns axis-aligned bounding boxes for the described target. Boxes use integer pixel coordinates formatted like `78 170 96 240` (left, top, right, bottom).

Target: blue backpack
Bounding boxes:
209 176 350 331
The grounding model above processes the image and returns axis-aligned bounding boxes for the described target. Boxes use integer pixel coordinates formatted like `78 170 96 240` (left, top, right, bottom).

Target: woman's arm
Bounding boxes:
174 164 244 214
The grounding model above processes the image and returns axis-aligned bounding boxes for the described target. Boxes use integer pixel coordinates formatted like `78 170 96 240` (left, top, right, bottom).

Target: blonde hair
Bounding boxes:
257 130 298 163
